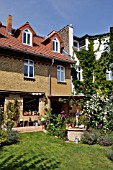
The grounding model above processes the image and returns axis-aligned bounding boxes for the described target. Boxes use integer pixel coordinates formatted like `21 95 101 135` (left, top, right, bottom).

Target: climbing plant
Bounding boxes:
6 99 21 121
72 39 96 97
72 30 113 98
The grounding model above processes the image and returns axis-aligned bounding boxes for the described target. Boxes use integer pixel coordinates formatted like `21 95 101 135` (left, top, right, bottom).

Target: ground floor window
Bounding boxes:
23 97 39 116
106 69 113 80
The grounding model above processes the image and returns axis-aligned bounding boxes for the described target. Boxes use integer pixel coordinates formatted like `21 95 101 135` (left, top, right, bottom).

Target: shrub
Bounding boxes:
0 130 7 147
6 121 14 129
46 124 56 136
107 149 113 161
6 128 19 145
46 123 67 140
97 136 113 146
54 127 67 140
81 129 100 145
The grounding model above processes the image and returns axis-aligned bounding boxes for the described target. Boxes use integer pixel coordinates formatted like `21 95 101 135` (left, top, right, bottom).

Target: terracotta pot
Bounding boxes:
71 123 75 128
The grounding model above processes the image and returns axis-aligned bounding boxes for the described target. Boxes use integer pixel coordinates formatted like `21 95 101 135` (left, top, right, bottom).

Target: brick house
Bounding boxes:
0 15 73 122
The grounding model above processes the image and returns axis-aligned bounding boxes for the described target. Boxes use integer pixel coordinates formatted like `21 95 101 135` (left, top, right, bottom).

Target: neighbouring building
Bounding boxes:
0 15 74 122
58 24 112 93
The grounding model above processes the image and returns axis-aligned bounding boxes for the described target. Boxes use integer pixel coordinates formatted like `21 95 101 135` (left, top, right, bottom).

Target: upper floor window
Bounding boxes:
22 29 32 46
76 65 82 81
57 65 65 82
106 69 113 80
52 37 59 52
24 60 34 78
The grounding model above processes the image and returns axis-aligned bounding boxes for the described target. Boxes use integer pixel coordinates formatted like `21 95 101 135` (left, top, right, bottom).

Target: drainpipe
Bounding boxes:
48 58 54 96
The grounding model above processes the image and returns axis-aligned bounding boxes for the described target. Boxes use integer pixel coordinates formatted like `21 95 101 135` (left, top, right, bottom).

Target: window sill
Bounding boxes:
52 50 60 53
57 81 67 84
22 42 32 46
24 77 35 81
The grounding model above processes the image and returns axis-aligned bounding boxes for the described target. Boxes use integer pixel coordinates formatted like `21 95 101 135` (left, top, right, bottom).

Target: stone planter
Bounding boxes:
67 127 86 141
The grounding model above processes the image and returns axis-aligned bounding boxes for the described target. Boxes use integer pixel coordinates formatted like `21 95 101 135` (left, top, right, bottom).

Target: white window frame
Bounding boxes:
22 29 32 46
92 71 95 83
52 37 60 52
24 59 34 78
106 69 113 80
76 65 82 81
57 65 65 82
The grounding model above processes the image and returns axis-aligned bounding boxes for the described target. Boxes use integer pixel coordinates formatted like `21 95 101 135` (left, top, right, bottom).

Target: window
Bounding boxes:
22 29 32 46
76 65 82 81
73 41 78 47
23 97 39 115
57 65 65 82
106 69 113 80
52 37 59 52
24 60 34 78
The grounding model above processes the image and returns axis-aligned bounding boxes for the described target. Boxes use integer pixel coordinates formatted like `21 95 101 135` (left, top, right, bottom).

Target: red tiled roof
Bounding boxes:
0 25 73 63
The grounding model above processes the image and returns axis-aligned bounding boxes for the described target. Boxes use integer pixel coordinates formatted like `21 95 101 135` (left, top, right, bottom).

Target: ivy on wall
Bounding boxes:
72 30 113 98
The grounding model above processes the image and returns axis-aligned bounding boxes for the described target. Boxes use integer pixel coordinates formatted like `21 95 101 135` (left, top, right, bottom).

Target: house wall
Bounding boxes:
69 25 74 56
0 53 71 95
51 64 71 96
58 25 74 94
0 54 48 93
0 52 71 119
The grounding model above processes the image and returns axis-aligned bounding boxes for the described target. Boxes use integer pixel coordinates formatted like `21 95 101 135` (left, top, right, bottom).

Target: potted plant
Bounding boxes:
71 117 76 128
65 118 71 129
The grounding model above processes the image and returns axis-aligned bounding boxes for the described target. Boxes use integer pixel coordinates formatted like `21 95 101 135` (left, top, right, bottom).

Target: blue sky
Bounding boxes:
0 0 113 37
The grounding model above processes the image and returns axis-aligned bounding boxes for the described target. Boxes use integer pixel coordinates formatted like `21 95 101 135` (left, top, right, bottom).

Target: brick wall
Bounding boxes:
0 53 71 96
58 25 70 54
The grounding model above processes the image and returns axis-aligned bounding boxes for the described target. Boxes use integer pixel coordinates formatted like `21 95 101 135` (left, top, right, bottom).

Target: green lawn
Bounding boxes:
0 132 113 170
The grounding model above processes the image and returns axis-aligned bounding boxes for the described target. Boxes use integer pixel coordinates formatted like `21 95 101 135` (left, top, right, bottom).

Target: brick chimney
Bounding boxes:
6 15 12 34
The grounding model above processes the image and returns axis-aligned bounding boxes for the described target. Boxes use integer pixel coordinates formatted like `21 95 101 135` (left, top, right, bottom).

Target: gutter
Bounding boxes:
48 58 54 96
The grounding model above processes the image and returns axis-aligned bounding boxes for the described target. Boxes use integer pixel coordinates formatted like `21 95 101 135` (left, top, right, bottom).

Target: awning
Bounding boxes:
0 90 45 97
48 94 85 100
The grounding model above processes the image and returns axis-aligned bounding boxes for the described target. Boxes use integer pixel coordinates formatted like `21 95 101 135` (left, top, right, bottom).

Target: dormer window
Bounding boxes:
22 29 32 46
52 37 60 52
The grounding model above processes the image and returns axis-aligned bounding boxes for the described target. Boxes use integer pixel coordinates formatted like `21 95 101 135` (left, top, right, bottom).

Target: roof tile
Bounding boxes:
0 26 73 63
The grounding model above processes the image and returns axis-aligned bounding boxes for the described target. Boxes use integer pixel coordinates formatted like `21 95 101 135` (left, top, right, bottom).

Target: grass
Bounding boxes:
0 132 113 170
